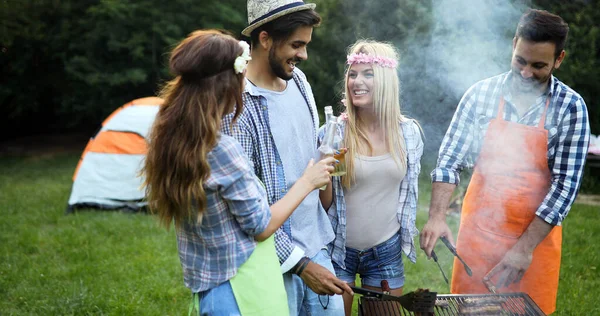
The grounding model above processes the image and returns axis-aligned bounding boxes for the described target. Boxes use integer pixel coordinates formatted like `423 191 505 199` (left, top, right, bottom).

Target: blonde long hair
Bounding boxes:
342 40 407 188
142 30 244 229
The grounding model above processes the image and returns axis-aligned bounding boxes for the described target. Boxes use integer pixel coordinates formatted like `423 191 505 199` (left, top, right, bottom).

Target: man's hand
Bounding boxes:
483 217 552 290
483 245 533 290
299 261 354 296
420 215 453 258
421 182 457 258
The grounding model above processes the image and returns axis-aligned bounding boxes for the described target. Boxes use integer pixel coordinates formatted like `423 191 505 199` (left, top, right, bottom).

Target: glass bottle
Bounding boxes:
318 117 338 190
331 116 347 177
324 106 334 124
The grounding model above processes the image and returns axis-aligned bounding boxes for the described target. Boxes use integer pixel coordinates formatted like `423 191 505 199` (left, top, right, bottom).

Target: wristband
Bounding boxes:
293 256 310 275
296 258 310 276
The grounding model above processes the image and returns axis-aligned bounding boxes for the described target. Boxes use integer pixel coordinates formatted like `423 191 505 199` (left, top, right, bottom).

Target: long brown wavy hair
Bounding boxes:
142 30 245 229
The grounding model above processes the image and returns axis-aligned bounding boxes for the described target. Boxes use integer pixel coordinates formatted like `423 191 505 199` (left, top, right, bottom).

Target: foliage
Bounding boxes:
1 1 73 138
1 0 598 142
1 0 245 140
533 0 600 134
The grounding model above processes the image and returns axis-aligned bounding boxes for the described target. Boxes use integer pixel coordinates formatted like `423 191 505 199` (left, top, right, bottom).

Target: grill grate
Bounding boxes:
358 293 545 316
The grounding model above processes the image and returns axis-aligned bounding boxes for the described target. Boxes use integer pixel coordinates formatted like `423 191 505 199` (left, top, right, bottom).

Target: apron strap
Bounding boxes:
497 96 551 129
188 292 200 316
497 97 506 119
538 96 551 129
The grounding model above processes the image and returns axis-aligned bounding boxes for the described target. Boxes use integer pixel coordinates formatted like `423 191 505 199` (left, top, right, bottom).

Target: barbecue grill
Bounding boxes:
358 293 545 316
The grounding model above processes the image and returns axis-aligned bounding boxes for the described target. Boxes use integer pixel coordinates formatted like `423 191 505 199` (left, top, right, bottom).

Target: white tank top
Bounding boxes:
344 153 406 250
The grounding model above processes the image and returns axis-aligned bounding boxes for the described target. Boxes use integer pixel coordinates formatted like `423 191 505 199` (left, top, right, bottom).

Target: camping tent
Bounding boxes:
66 97 163 213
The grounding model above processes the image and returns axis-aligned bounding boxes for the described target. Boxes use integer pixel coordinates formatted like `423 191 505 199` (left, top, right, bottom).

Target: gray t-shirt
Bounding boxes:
345 154 406 250
254 81 334 258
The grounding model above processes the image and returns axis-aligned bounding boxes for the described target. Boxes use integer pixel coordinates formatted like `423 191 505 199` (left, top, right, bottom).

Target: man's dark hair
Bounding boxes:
515 9 569 58
250 9 321 47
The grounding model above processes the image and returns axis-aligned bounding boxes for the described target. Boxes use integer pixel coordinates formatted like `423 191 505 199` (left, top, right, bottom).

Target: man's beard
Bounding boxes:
268 47 300 80
512 68 553 95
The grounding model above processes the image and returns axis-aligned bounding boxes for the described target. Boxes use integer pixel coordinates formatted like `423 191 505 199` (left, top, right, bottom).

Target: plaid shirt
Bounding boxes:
176 134 271 293
320 119 424 268
222 68 320 272
432 71 590 226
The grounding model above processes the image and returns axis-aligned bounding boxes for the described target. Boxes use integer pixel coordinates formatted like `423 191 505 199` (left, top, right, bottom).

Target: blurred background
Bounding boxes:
1 1 599 315
1 0 598 158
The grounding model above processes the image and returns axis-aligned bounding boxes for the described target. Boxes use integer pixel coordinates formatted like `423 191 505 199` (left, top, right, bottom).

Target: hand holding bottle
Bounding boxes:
299 157 337 190
332 147 347 176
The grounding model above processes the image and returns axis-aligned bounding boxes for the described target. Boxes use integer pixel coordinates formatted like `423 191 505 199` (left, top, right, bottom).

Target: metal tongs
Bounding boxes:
440 236 473 276
350 286 437 313
483 278 498 293
431 250 449 285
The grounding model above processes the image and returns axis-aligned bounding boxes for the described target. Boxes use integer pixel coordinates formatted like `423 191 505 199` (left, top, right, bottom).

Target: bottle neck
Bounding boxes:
324 106 333 126
322 120 337 146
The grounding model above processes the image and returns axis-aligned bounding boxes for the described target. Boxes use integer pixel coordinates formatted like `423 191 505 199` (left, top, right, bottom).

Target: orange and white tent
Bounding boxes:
67 97 162 212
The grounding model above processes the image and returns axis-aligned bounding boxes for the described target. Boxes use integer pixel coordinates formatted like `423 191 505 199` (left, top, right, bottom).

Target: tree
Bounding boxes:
1 0 597 143
0 0 246 140
533 0 600 134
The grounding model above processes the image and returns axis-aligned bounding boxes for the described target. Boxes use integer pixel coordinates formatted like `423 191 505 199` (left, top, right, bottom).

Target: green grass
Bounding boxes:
1 153 598 315
0 154 188 315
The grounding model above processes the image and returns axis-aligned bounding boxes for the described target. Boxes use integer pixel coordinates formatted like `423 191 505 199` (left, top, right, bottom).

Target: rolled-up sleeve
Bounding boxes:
536 97 590 225
222 169 272 237
211 139 271 237
431 85 478 185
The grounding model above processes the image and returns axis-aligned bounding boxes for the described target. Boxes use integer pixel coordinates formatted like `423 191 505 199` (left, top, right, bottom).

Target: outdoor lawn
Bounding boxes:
1 152 598 315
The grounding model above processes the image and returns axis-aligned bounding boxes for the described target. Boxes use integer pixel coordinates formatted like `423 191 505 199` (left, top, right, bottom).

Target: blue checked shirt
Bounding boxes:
221 68 320 272
319 119 424 268
176 134 271 293
432 71 590 226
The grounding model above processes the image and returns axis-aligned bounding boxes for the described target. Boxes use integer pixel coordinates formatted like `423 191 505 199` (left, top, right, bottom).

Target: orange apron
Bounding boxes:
451 97 562 315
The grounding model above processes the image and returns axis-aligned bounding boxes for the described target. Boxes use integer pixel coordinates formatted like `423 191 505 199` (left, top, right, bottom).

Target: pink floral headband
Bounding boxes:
347 53 398 68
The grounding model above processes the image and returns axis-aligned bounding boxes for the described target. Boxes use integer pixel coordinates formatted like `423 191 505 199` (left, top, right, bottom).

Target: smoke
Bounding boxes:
425 0 525 96
395 1 541 268
335 0 553 285
396 0 529 161
335 0 534 162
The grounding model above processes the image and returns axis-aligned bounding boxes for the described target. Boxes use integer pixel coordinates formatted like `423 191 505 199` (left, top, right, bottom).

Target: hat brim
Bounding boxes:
242 3 316 37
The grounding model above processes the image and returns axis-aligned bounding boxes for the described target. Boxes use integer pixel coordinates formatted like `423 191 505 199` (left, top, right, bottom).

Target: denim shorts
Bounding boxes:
333 232 405 289
196 281 241 315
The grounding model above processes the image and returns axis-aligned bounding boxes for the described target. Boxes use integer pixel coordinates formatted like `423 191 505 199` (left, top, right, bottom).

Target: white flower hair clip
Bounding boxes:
234 41 252 74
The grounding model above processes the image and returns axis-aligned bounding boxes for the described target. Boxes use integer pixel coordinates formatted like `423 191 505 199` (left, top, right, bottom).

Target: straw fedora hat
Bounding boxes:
242 0 316 37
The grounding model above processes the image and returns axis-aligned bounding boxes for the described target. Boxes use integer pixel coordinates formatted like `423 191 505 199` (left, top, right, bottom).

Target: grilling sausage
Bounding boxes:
459 304 503 315
462 297 506 305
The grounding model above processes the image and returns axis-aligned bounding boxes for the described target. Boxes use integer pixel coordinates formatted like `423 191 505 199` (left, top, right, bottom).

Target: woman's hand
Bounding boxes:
257 157 337 241
299 157 337 190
